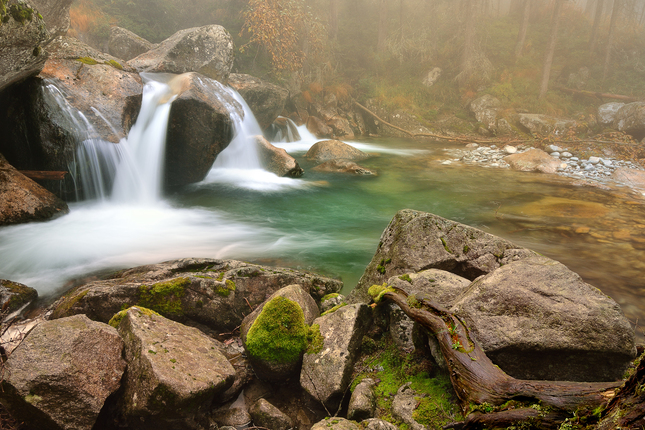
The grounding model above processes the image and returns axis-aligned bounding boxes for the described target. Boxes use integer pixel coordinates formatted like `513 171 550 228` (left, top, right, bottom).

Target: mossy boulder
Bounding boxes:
311 417 360 430
114 306 235 428
0 279 37 315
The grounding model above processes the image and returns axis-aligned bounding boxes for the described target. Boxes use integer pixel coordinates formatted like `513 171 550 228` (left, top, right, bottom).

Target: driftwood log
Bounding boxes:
369 285 624 429
18 171 68 180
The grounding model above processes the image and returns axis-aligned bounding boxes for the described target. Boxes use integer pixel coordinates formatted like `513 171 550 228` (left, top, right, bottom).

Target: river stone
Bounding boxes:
306 140 370 163
518 113 577 136
348 210 535 304
612 167 645 192
391 383 426 430
312 160 376 175
451 255 636 382
115 306 235 428
311 417 360 430
128 25 234 82
0 315 125 430
347 378 376 421
29 0 72 37
249 398 293 430
49 258 342 335
0 0 49 92
504 148 562 174
229 73 289 130
0 153 69 225
108 26 156 61
300 304 371 411
598 102 625 127
256 135 304 177
614 102 645 140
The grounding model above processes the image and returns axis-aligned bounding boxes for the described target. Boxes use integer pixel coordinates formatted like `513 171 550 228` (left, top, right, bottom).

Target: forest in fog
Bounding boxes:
68 0 645 123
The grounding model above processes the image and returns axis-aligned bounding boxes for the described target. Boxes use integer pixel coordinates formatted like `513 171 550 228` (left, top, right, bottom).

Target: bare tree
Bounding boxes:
539 0 565 100
603 0 623 81
589 0 606 51
514 0 531 59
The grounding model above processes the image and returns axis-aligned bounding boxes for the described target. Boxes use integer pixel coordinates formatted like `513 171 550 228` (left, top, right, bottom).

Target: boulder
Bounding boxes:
0 153 69 225
108 26 156 61
469 94 501 131
362 419 399 430
327 116 355 139
0 0 49 92
164 73 240 188
0 279 38 318
518 113 577 136
451 255 636 382
228 73 289 130
306 115 333 138
256 135 304 177
422 67 442 87
29 0 72 37
300 304 371 411
598 102 625 127
391 383 425 430
113 306 235 428
504 148 562 174
49 258 342 335
613 102 645 140
311 417 360 430
612 167 645 192
249 398 293 430
312 160 376 175
347 378 376 421
0 315 125 430
305 140 370 163
348 210 535 304
128 25 234 83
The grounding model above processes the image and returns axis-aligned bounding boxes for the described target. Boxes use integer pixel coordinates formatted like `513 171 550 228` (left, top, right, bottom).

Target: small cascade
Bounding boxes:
265 116 301 142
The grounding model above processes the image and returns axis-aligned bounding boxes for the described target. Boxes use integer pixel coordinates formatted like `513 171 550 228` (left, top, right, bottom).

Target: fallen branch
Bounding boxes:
370 286 622 429
556 87 641 103
18 171 68 180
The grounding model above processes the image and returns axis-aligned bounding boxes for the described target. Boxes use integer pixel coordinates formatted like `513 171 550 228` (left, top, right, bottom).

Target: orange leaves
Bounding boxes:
69 0 106 35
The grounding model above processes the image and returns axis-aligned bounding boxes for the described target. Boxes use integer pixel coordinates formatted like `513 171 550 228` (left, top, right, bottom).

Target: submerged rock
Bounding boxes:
0 315 125 430
114 306 235 428
312 160 376 176
128 24 234 83
229 73 289 130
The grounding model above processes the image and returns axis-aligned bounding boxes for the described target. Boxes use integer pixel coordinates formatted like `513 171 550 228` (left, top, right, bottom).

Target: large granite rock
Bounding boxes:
0 153 69 225
256 135 304 177
228 73 289 130
114 306 235 428
49 258 342 335
348 210 535 304
451 255 637 382
518 113 577 136
470 94 501 131
0 315 125 430
128 25 234 83
0 0 49 92
504 148 562 174
305 140 370 163
598 102 625 127
613 102 645 140
108 26 156 61
300 304 371 411
29 0 72 37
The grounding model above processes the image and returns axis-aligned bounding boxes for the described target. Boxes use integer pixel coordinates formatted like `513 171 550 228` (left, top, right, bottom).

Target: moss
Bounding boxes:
2 281 37 312
215 279 236 297
104 59 123 70
32 45 41 57
9 3 33 24
398 274 413 283
407 295 421 309
368 283 395 303
24 394 42 405
321 303 346 316
440 237 452 253
463 244 470 254
76 57 99 65
138 277 189 317
305 324 324 354
108 306 161 328
51 289 88 319
245 296 308 364
321 293 340 302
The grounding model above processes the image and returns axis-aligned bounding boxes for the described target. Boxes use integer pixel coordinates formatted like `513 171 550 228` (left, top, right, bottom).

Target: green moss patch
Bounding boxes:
321 293 340 302
305 324 324 354
8 3 33 24
76 57 99 65
51 288 88 319
246 296 308 364
368 283 395 303
104 59 123 70
108 306 161 328
321 303 346 316
138 277 189 317
215 279 236 297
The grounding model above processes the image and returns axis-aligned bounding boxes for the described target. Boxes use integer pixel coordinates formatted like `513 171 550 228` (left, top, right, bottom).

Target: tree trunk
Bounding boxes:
329 0 338 41
377 0 388 53
538 0 565 100
372 286 622 429
458 0 477 86
514 0 531 59
603 0 622 81
589 0 606 51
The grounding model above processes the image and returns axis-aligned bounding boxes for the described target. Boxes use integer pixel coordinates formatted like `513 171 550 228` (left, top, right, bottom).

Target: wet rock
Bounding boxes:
256 135 304 177
612 167 645 192
249 398 293 430
349 210 534 304
108 26 156 61
347 378 376 421
0 153 69 225
306 140 370 163
0 279 38 317
504 148 562 174
49 258 342 336
598 102 625 127
115 306 235 428
0 315 125 430
306 115 333 138
165 72 239 188
391 383 425 430
229 73 289 130
311 417 360 430
0 0 49 92
312 159 376 175
451 255 636 382
518 113 576 136
614 102 645 140
300 304 371 411
29 0 72 37
469 94 501 131
128 25 234 83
